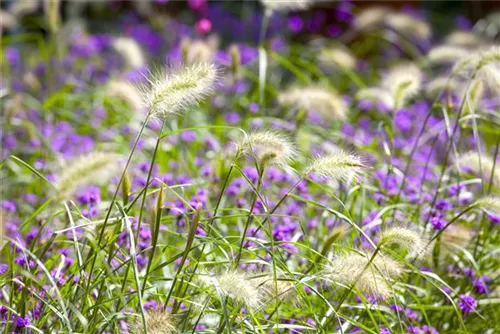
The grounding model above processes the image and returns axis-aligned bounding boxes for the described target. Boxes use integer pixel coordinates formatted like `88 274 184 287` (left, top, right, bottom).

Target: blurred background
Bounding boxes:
2 0 500 42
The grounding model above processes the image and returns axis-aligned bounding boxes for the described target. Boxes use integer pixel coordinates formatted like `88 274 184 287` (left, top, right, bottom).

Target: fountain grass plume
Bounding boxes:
278 85 348 120
474 196 500 215
107 79 144 113
8 0 39 18
378 226 429 259
254 275 297 303
382 63 423 110
181 36 218 65
235 129 297 168
426 45 469 65
112 37 145 70
325 252 392 298
201 270 265 310
0 10 17 34
425 76 459 98
260 0 314 12
133 308 176 334
452 46 500 76
440 225 475 254
138 62 220 120
304 150 365 184
353 7 392 31
356 87 395 110
457 151 500 188
54 152 120 201
386 12 432 40
372 253 404 279
318 46 357 70
446 30 485 47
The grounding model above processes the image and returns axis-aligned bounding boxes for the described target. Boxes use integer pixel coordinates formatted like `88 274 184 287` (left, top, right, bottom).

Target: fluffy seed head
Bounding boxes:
107 79 144 113
378 226 429 259
181 36 218 65
253 276 296 303
260 0 314 12
278 85 348 120
452 46 500 76
382 63 423 109
236 130 297 167
112 37 145 69
203 270 264 310
139 62 219 120
426 45 469 65
356 87 395 110
318 46 357 70
440 225 474 254
54 152 120 201
325 252 391 298
135 309 176 334
304 150 364 184
425 77 459 98
461 79 484 114
446 31 485 48
386 13 432 40
353 7 391 31
372 253 404 279
457 152 500 188
474 196 500 215
8 1 39 17
0 10 17 33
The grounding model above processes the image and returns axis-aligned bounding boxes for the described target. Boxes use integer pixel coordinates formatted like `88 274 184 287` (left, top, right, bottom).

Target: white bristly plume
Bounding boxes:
201 270 265 310
356 87 395 110
446 30 486 48
425 77 459 98
135 309 176 334
260 0 314 12
0 10 17 35
304 150 364 184
278 85 348 120
318 46 357 70
107 79 144 113
378 226 429 259
386 12 432 40
235 130 297 167
353 7 392 31
112 37 145 69
474 196 500 215
325 252 392 298
139 62 219 120
426 45 469 65
382 63 423 109
54 152 121 201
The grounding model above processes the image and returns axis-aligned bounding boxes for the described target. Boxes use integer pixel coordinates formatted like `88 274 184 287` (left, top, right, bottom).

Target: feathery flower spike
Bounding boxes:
236 130 297 167
139 62 219 120
54 152 120 201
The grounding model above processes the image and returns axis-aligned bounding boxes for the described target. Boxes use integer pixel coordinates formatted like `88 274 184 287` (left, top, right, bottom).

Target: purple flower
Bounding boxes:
407 326 421 333
430 216 446 230
181 131 197 142
15 315 30 328
395 110 412 132
224 112 241 125
473 276 489 294
1 200 16 212
288 16 304 33
458 294 477 314
462 267 475 278
380 328 391 334
487 213 500 224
